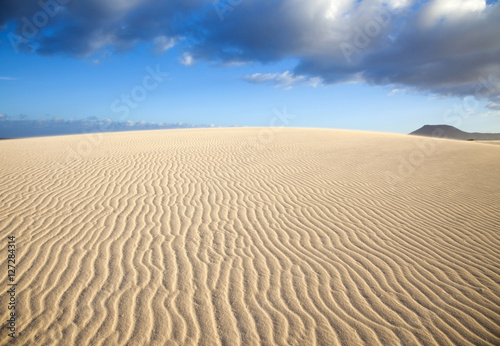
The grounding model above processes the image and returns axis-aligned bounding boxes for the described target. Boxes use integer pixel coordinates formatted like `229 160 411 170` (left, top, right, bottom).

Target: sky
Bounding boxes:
1 0 499 137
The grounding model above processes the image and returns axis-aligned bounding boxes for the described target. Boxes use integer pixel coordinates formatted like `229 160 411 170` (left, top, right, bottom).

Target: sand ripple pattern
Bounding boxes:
1 128 500 345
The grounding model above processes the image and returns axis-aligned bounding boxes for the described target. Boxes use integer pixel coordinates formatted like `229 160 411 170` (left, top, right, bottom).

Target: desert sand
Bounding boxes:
479 141 500 146
1 128 499 345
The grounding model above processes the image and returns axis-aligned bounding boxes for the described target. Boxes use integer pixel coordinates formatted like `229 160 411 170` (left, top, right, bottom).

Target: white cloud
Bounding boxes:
153 36 176 54
480 110 500 117
308 77 322 87
180 52 194 66
243 71 323 89
420 0 486 27
388 88 400 96
0 76 17 80
324 0 354 20
242 73 278 83
487 101 500 110
385 0 415 10
275 71 305 87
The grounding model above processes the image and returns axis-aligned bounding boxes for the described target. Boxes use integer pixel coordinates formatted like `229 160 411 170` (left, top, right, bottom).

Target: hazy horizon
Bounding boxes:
2 115 500 139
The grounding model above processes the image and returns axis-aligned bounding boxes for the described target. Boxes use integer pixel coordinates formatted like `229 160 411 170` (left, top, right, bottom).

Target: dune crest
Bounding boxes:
1 128 499 345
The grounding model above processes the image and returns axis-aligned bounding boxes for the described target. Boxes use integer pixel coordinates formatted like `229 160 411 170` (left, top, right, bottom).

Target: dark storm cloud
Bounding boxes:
2 0 500 108
3 0 202 56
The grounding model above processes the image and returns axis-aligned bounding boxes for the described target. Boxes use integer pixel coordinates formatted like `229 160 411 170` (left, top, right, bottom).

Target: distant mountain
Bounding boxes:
410 125 500 140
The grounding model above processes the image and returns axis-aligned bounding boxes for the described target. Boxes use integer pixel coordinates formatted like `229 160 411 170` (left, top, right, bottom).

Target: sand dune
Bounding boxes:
479 141 500 146
1 128 500 345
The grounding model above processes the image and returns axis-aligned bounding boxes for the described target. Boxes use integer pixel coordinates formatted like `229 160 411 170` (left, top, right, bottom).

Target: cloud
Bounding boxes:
153 35 177 54
179 52 194 66
243 71 322 89
388 88 400 96
479 109 500 117
487 102 500 110
0 76 17 80
2 0 500 106
419 0 486 28
243 73 278 84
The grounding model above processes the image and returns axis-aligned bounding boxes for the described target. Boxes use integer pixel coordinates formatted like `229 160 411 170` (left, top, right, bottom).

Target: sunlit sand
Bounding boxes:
1 128 499 345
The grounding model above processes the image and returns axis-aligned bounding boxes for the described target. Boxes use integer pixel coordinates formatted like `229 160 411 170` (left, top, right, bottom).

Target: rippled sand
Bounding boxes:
1 128 499 345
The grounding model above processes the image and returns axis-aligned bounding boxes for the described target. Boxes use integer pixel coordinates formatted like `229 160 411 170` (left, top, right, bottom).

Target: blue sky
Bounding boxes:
1 0 499 137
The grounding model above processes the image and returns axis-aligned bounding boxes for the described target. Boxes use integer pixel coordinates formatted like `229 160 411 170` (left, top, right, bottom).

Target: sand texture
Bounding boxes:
1 128 500 345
